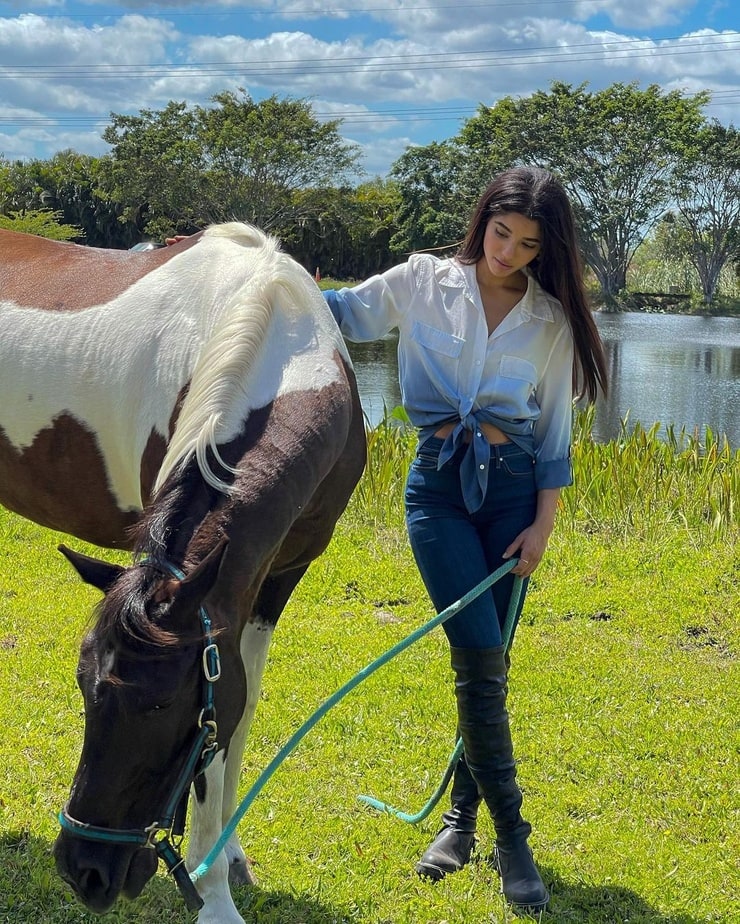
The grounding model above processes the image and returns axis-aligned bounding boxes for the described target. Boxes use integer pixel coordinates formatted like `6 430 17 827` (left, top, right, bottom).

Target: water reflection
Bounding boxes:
589 314 740 446
346 335 402 425
346 314 740 448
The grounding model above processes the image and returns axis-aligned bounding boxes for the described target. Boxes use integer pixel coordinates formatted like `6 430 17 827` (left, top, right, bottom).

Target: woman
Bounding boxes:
324 166 607 912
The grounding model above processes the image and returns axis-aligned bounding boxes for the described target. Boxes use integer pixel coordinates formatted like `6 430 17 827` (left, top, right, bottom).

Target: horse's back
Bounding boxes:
0 229 201 310
0 224 363 550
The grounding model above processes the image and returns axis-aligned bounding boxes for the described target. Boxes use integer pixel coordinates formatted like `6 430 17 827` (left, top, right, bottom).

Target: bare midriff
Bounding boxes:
434 421 511 444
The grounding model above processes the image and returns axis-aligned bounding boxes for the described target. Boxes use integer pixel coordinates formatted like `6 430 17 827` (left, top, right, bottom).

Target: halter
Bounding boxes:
58 559 222 912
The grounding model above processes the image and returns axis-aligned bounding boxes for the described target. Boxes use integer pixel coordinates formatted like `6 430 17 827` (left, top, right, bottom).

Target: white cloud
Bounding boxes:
0 3 737 176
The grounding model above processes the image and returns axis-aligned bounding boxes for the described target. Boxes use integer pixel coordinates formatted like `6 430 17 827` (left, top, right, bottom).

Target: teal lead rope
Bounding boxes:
189 559 523 885
357 559 521 824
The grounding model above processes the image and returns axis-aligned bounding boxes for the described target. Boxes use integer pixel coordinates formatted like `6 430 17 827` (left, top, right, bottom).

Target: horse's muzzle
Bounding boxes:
53 832 158 913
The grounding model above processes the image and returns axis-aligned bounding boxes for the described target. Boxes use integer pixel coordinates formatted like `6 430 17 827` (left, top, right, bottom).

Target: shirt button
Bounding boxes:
479 464 485 470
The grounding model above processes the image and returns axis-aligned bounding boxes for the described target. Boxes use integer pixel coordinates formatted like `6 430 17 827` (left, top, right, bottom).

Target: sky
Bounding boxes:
0 1 738 179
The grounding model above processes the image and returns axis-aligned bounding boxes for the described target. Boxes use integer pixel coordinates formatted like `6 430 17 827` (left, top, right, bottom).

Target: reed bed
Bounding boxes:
350 406 740 542
565 406 739 539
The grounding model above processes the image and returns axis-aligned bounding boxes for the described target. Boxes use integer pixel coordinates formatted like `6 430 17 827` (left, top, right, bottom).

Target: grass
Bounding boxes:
0 415 738 923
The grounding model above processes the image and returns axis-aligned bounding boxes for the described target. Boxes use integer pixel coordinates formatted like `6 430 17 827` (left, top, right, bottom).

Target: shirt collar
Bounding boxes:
441 258 556 323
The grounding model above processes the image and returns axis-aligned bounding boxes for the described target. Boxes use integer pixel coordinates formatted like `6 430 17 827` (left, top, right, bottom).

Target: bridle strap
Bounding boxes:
157 837 204 911
58 555 222 912
58 806 205 912
58 807 150 846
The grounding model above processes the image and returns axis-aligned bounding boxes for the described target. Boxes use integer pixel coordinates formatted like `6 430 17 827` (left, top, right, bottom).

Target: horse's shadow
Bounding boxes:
0 831 349 923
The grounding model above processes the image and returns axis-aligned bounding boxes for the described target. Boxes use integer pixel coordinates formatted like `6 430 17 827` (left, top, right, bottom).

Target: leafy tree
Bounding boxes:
0 159 44 214
32 152 134 248
101 92 361 240
669 121 740 306
200 91 361 232
285 179 401 279
0 208 81 240
458 82 710 305
101 101 207 240
350 178 402 274
389 140 470 253
0 153 137 248
283 185 347 276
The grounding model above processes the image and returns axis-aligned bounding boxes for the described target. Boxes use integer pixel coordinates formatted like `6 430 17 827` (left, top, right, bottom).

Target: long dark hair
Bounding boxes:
457 166 607 402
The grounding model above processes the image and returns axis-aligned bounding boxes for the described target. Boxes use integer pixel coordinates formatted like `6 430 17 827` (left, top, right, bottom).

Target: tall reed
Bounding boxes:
566 406 739 539
349 407 739 541
350 406 415 525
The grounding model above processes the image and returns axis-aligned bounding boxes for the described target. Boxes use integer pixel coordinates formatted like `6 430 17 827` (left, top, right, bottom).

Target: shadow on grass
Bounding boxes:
535 866 708 924
1 833 713 924
232 883 362 923
0 832 357 924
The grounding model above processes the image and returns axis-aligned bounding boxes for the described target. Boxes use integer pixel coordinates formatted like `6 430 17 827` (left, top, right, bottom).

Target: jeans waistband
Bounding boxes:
420 435 530 458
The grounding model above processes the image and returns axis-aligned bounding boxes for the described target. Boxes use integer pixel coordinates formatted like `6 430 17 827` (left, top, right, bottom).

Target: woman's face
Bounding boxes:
479 212 542 282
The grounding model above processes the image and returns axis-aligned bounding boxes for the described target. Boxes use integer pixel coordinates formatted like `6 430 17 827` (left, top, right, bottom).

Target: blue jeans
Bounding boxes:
405 437 537 650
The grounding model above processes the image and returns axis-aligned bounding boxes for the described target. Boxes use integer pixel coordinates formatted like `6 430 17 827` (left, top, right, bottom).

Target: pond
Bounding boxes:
346 313 740 448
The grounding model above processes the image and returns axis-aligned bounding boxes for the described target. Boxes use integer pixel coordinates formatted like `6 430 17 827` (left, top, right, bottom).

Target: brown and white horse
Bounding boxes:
0 224 366 922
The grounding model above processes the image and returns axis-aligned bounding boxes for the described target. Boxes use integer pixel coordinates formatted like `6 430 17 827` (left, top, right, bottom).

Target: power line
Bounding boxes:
1 33 738 80
1 92 737 133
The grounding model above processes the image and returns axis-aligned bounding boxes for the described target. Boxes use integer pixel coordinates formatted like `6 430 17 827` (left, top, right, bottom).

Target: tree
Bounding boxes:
0 153 130 247
350 178 402 274
389 141 470 254
458 82 710 305
200 91 361 232
0 209 81 240
101 101 207 240
669 121 740 306
101 92 361 240
284 179 401 279
0 158 45 215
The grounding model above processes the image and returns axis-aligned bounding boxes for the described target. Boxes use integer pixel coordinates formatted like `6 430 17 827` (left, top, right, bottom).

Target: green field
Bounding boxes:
1 416 738 923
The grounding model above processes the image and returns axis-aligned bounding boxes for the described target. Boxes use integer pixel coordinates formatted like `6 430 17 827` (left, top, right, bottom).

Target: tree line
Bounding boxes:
1 82 738 308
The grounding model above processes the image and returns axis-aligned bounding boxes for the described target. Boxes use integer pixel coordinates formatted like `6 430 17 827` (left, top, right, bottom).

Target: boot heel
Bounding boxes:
493 842 549 911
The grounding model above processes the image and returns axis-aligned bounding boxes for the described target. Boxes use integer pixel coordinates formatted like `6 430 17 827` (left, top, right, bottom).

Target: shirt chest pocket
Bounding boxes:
494 355 539 408
410 321 464 358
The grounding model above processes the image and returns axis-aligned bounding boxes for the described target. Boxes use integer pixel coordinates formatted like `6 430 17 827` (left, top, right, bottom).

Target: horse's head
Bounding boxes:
53 540 244 913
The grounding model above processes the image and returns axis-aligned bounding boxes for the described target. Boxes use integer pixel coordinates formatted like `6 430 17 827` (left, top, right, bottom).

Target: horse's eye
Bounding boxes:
150 701 173 713
140 698 175 715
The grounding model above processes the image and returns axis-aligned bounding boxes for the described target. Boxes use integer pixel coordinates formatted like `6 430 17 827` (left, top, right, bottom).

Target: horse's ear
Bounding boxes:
58 544 126 593
170 539 229 614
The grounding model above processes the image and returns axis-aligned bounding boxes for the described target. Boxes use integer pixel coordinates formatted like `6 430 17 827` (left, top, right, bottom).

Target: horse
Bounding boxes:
0 223 366 923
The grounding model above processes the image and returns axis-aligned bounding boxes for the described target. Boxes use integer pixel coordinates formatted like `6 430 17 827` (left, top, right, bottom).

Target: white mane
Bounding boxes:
154 222 309 495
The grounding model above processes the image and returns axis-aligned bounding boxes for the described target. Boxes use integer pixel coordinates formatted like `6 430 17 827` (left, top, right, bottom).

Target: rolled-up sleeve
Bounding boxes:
532 324 574 490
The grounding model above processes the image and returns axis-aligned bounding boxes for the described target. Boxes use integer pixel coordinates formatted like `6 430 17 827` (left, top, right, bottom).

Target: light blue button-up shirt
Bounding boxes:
324 253 574 512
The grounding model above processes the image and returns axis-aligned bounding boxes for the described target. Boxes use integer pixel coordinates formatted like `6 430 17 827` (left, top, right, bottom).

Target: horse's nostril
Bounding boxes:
78 863 110 898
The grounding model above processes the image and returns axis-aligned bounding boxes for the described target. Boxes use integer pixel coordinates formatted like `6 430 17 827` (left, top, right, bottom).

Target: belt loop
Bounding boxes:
492 444 502 468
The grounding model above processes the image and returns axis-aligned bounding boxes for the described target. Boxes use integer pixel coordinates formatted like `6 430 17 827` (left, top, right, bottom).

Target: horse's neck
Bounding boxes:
136 460 225 568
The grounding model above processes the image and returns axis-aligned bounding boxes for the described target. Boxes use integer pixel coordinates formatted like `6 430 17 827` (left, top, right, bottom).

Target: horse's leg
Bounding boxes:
221 618 274 886
221 567 310 886
187 753 246 924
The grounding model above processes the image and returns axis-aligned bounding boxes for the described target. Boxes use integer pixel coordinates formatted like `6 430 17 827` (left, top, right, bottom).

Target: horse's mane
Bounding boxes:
93 566 180 656
154 222 304 495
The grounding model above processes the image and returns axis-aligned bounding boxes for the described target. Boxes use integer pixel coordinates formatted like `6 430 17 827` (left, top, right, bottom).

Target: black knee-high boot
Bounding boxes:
451 645 549 912
415 746 482 880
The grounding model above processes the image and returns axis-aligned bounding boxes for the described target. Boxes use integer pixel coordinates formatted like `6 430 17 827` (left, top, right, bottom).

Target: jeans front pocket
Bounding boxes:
500 450 535 478
412 436 445 471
